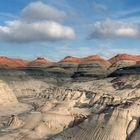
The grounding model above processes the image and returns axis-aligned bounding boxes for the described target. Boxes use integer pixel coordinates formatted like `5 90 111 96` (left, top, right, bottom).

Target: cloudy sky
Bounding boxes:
0 0 140 60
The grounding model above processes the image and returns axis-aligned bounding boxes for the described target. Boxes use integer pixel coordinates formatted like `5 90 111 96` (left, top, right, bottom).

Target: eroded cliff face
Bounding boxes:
49 76 140 140
0 80 31 117
73 60 111 79
0 63 139 140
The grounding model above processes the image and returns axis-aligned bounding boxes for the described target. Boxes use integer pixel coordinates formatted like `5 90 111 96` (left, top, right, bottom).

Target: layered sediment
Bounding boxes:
0 54 139 140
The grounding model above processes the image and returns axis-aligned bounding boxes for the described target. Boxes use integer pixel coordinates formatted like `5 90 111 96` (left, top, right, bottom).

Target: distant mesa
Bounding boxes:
0 56 29 68
82 55 104 61
81 55 111 66
109 54 140 64
0 54 139 69
60 55 108 63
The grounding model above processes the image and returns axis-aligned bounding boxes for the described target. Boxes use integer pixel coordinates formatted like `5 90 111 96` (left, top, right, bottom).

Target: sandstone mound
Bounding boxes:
109 64 140 77
28 57 53 67
60 56 81 63
46 56 80 79
0 80 31 116
51 62 79 77
82 55 107 62
60 55 110 64
0 57 28 68
108 54 140 72
73 56 111 79
109 54 140 64
109 60 137 70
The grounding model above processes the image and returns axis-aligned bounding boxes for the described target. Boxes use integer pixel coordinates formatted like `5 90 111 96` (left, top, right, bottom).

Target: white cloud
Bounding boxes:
0 1 75 43
89 19 140 39
0 20 75 43
21 1 66 22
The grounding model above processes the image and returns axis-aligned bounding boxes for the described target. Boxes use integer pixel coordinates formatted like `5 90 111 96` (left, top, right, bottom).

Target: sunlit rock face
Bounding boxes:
0 80 31 117
48 76 140 140
0 80 18 106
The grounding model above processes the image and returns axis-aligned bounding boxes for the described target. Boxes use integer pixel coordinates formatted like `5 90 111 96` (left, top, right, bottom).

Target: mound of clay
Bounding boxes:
109 64 140 77
60 55 110 64
73 56 111 79
0 57 28 68
28 57 53 67
60 56 81 63
109 54 140 64
108 54 140 71
82 55 106 62
46 56 80 79
109 60 137 70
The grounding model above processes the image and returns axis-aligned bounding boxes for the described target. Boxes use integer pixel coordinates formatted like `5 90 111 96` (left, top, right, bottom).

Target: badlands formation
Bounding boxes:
0 54 140 140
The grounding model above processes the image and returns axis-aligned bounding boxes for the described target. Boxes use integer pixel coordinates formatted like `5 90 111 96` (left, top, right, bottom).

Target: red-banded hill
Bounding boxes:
0 57 29 68
60 55 110 65
109 54 140 64
28 57 53 67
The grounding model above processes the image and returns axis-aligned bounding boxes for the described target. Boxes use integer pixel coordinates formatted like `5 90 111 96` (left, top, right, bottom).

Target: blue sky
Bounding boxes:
0 0 140 60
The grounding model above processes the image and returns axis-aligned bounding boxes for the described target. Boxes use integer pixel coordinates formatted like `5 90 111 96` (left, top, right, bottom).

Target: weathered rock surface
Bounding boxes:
0 55 140 139
47 77 140 140
73 58 111 79
28 57 53 68
109 54 140 64
109 64 140 77
109 60 137 70
0 57 29 68
0 80 31 117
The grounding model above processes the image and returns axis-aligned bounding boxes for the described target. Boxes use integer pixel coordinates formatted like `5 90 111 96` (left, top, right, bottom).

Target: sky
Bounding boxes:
0 0 140 60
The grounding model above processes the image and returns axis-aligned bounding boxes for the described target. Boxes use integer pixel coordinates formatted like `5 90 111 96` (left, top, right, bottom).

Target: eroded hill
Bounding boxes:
0 54 139 140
